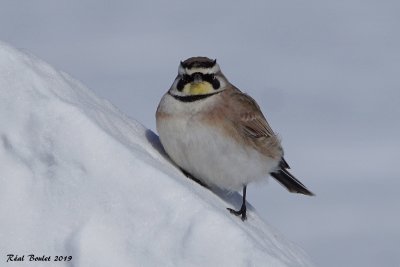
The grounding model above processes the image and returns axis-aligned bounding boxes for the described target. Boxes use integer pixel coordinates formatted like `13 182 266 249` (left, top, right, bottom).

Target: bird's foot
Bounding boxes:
227 205 247 221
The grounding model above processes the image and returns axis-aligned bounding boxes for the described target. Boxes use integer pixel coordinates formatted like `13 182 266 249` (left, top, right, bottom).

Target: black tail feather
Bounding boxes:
271 168 314 196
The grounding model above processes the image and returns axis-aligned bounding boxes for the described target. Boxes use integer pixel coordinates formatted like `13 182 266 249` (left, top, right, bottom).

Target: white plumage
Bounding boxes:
157 93 278 191
156 57 313 220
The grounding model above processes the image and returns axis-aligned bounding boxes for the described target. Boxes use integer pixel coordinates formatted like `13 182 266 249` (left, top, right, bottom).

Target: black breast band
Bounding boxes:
168 91 222 102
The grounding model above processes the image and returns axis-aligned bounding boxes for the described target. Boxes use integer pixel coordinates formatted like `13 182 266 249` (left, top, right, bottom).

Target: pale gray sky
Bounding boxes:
1 1 399 266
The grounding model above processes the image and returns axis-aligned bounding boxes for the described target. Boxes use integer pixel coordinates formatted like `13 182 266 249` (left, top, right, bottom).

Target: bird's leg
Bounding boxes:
227 185 247 221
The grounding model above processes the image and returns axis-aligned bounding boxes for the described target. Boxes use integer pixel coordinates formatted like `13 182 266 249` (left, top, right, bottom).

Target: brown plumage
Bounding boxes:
156 56 314 221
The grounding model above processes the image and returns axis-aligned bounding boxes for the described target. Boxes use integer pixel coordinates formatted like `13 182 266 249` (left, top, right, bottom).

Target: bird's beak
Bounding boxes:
192 73 202 83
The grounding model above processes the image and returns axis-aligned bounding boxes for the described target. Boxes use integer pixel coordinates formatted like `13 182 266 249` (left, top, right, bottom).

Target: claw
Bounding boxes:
227 207 247 221
227 185 248 221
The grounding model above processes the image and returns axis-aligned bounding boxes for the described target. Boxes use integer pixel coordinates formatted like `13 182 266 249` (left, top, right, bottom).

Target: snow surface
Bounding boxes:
0 41 312 267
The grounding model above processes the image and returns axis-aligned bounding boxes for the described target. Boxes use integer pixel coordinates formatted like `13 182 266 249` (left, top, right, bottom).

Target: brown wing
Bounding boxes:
224 88 283 160
230 90 275 138
224 88 314 195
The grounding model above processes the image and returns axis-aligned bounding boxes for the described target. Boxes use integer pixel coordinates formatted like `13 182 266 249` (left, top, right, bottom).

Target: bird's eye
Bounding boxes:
176 78 185 91
202 74 220 90
176 75 192 91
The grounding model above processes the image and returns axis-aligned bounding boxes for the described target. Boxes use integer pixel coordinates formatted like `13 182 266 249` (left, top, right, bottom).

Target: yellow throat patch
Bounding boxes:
183 82 213 95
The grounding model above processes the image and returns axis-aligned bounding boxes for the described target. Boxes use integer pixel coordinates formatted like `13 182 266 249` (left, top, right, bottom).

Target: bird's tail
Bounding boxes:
271 168 314 196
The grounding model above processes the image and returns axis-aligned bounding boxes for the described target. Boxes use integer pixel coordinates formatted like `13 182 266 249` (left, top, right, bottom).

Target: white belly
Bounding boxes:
156 94 277 191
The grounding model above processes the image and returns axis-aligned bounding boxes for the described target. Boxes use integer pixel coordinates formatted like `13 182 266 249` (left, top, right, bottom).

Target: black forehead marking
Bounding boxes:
181 57 217 69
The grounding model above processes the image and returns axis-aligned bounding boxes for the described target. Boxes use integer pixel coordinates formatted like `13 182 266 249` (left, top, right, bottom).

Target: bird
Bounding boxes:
156 57 314 221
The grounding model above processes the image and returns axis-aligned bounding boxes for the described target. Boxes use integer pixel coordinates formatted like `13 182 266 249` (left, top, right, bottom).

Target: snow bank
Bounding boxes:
0 41 312 267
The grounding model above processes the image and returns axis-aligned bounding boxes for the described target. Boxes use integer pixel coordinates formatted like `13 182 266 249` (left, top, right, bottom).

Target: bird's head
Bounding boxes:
169 57 228 97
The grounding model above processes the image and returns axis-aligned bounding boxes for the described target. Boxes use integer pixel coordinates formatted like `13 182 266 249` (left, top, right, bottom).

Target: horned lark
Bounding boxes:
156 57 313 221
